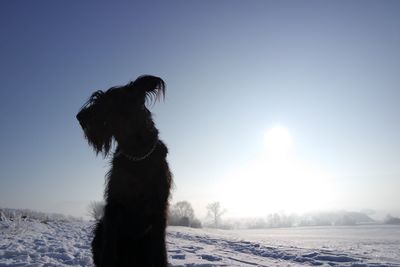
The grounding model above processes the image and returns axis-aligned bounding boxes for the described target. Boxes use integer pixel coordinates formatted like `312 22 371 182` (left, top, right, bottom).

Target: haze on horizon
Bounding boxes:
0 1 399 220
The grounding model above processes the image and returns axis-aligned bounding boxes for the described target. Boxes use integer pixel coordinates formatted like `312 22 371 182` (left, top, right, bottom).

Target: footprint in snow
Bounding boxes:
200 254 222 261
171 254 186 260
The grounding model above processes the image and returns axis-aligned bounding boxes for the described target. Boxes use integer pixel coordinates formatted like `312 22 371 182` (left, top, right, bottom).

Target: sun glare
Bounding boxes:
216 125 335 217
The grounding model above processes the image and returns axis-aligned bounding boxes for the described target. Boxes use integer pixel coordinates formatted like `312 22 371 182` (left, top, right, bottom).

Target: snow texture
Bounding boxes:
1 218 399 267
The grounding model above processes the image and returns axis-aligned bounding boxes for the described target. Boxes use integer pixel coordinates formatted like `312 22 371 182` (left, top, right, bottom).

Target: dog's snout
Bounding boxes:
76 111 87 129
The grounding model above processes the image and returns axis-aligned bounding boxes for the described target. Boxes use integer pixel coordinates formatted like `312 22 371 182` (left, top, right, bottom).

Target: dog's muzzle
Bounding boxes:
76 111 87 130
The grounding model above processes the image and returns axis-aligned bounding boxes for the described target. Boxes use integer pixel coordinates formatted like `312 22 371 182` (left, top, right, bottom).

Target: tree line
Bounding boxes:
168 201 227 228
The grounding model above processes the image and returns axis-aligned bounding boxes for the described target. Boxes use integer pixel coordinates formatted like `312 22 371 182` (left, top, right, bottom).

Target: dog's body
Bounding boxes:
77 76 172 267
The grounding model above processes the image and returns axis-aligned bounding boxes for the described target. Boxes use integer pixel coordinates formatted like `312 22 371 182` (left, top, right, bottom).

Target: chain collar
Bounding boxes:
114 140 159 162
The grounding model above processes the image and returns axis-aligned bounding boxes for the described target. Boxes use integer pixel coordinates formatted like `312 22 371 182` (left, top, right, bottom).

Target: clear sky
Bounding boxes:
1 1 399 219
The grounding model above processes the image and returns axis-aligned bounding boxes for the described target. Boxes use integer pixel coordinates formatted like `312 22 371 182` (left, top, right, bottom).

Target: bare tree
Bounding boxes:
88 201 104 221
206 202 226 228
173 201 194 220
169 201 195 226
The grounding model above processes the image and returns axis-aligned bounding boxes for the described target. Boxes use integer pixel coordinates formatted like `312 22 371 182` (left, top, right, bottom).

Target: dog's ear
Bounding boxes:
128 75 166 106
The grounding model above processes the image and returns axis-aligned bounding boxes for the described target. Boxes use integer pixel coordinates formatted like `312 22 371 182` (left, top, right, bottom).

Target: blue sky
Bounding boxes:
1 1 399 218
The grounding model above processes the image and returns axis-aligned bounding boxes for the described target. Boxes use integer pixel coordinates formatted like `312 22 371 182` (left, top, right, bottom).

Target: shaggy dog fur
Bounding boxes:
76 75 172 267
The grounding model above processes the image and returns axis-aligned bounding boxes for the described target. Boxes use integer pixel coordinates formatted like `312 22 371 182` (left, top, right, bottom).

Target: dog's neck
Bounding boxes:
115 138 159 161
115 128 160 161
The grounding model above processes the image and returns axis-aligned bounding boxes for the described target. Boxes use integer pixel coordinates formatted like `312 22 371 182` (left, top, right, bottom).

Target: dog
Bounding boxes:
76 75 172 267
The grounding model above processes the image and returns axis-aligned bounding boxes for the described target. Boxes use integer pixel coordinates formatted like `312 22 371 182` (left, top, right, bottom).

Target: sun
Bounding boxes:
263 126 293 156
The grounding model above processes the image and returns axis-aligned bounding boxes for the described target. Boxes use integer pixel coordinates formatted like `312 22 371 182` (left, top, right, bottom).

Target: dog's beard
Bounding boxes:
77 112 113 156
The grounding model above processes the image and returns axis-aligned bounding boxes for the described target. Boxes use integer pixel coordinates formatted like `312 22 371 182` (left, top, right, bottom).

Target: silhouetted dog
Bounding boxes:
76 75 172 267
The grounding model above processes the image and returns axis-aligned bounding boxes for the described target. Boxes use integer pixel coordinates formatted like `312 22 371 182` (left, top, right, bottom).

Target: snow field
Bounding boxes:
167 226 400 267
1 219 92 266
1 218 399 267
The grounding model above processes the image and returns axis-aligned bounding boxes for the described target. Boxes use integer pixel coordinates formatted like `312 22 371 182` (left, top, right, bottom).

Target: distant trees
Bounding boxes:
168 201 228 229
206 202 226 228
166 200 379 230
169 201 202 228
384 214 400 225
245 211 375 229
266 213 296 228
0 207 78 222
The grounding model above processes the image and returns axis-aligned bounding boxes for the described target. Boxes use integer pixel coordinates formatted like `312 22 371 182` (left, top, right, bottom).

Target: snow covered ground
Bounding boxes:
168 226 400 267
0 219 92 266
1 218 399 266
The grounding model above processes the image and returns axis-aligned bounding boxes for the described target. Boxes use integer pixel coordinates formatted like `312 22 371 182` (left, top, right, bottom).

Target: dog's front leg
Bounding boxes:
99 211 121 267
153 228 168 267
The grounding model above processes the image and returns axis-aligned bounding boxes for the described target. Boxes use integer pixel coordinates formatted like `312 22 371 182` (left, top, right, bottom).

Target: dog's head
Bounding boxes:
76 75 165 156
